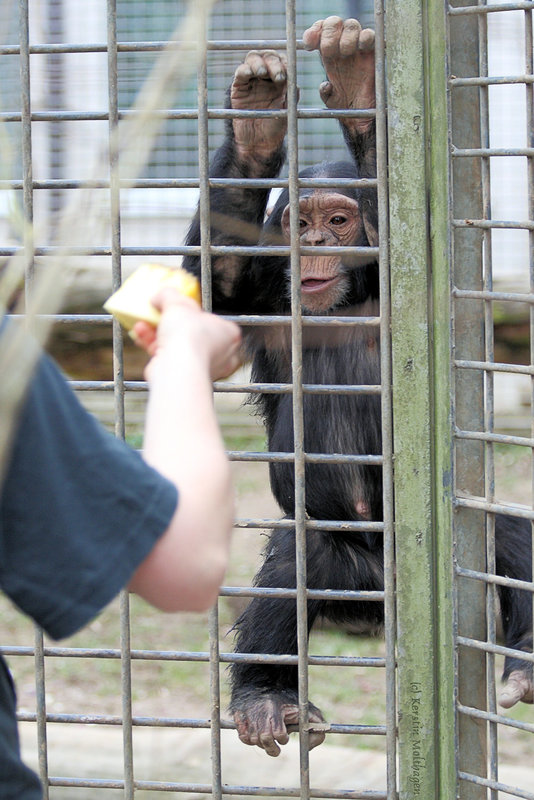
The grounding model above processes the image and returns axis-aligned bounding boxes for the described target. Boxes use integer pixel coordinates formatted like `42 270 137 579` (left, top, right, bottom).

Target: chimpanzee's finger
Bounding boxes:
359 28 375 53
339 18 362 57
259 50 287 84
318 80 333 105
302 19 324 51
499 669 534 708
317 16 345 60
233 58 255 86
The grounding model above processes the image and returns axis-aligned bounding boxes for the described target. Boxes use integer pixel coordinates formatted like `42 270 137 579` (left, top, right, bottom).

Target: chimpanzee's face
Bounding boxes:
280 191 363 313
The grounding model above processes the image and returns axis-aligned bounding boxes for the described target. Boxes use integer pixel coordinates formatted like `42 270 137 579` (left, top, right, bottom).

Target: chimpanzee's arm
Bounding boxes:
303 16 378 246
182 51 289 313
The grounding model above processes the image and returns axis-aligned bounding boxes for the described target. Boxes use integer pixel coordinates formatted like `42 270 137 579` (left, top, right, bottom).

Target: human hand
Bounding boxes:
133 288 242 382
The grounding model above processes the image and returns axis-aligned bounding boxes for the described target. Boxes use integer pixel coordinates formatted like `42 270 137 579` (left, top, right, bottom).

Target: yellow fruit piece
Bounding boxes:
103 263 201 331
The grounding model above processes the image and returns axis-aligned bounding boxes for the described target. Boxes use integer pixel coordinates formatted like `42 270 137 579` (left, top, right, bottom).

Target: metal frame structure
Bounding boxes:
1 1 533 798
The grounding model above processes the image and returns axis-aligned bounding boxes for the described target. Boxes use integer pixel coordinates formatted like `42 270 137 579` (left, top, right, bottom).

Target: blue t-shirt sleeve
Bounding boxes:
0 353 178 640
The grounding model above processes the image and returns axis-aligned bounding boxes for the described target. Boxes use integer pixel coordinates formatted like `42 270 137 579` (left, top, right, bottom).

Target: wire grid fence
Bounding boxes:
1 0 534 799
1 0 395 798
448 2 534 799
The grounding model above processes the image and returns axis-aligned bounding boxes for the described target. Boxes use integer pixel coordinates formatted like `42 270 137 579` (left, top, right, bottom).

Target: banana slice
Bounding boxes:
104 263 201 331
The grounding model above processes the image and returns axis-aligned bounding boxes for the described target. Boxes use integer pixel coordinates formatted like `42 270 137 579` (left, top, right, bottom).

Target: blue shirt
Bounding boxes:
0 351 178 797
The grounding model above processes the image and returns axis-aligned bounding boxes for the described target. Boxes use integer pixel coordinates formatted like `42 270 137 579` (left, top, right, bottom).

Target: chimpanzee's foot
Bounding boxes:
232 692 327 757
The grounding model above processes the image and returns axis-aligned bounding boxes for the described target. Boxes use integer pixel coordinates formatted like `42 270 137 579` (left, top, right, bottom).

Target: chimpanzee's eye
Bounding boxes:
299 218 308 228
330 215 347 225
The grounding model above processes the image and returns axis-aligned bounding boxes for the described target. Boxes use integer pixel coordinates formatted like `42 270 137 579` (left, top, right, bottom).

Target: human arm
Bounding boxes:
127 290 242 612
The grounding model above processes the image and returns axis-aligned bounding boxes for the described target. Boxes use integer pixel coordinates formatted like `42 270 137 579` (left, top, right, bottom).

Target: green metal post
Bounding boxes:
387 1 461 796
426 1 458 797
386 2 438 798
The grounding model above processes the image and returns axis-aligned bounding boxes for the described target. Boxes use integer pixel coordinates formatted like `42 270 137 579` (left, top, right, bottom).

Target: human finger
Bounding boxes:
132 320 158 354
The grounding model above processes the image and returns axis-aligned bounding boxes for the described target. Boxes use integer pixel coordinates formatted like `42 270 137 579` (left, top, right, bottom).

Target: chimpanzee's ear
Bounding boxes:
361 191 378 249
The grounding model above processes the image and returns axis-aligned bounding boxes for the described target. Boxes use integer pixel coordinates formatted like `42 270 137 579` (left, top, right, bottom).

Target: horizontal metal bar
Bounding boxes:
71 378 381 394
455 496 534 522
458 771 534 800
16 712 386 740
453 218 534 231
455 359 534 376
456 636 534 665
458 703 534 735
71 381 381 398
234 518 384 532
457 565 534 594
449 2 534 14
2 645 385 666
0 38 317 56
451 75 534 87
1 245 380 258
453 288 534 304
44 777 388 799
452 146 534 157
0 177 378 191
228 452 383 465
10 314 381 329
455 428 534 448
220 586 385 602
0 107 375 123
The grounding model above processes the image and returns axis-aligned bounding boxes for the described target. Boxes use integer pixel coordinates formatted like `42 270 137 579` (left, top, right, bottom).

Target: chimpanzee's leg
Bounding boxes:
495 514 533 707
229 526 384 756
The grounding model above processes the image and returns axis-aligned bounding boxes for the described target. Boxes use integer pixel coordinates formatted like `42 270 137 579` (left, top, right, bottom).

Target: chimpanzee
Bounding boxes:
182 17 533 756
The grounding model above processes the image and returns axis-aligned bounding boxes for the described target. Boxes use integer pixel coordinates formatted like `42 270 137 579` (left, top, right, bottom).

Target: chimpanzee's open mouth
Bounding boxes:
301 277 338 293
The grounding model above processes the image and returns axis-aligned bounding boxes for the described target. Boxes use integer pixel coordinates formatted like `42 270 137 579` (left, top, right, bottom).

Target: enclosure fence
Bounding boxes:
1 1 533 799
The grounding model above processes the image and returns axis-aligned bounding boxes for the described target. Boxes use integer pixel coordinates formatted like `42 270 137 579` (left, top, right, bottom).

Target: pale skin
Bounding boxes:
127 289 242 612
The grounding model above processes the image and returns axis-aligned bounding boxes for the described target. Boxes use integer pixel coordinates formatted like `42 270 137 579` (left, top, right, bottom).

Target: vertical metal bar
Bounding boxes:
477 8 499 796
33 627 49 799
46 0 64 233
386 2 439 798
119 590 134 800
426 1 458 796
526 8 534 722
448 3 488 796
196 9 222 799
19 0 34 289
373 2 396 797
284 0 310 794
107 2 133 797
197 15 212 313
107 0 125 442
208 605 223 800
20 1 49 794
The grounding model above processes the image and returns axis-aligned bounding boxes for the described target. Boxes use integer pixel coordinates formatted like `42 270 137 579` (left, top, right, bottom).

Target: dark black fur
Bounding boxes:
182 95 532 729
